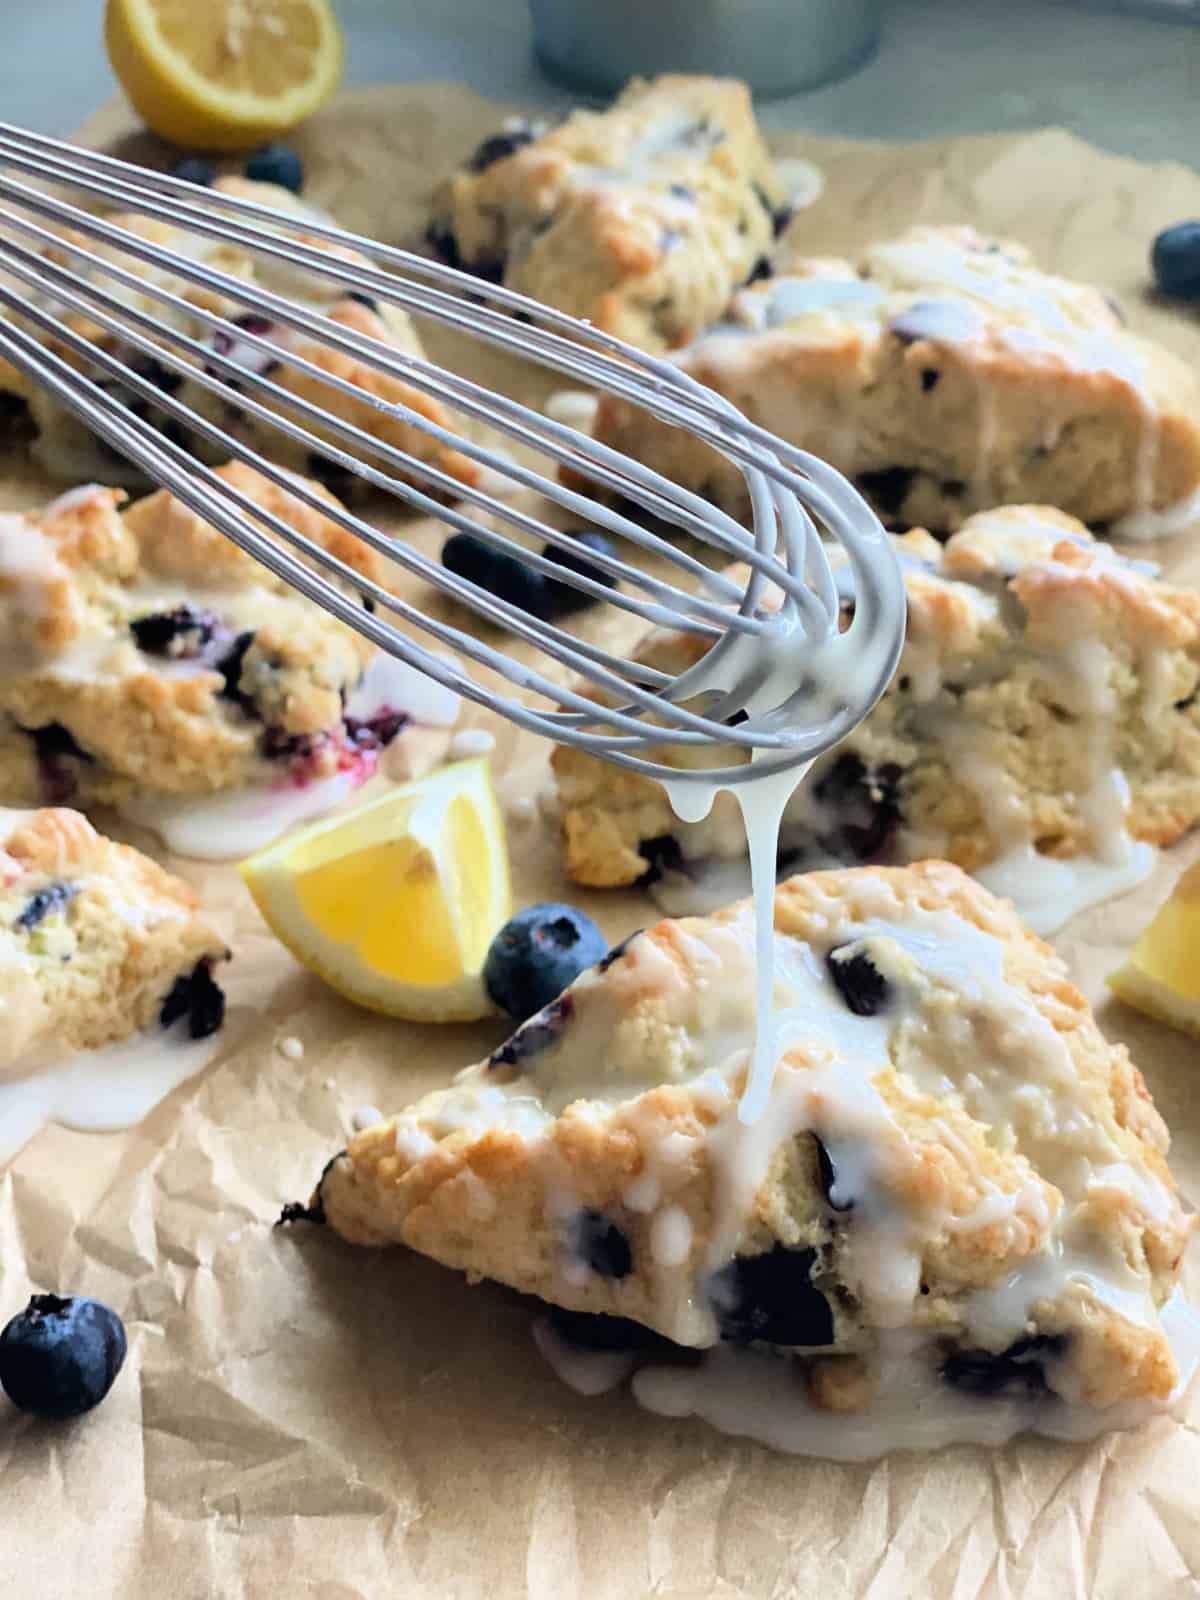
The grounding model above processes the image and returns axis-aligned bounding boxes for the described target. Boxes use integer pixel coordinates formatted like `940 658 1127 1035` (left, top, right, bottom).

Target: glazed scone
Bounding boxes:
0 177 478 499
0 466 459 854
429 75 787 353
552 506 1200 933
0 804 228 1074
582 225 1200 534
299 864 1193 1443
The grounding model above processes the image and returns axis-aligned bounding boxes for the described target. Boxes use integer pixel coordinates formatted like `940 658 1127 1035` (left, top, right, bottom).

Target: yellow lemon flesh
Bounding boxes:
240 758 511 1022
105 0 344 151
1108 861 1200 1040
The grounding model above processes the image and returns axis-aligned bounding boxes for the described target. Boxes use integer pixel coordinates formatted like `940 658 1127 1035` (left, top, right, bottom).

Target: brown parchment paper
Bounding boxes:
3 83 1200 1600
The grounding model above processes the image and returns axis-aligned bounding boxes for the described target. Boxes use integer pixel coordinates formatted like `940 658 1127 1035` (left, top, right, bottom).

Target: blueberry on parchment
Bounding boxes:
483 903 607 1023
0 1295 127 1420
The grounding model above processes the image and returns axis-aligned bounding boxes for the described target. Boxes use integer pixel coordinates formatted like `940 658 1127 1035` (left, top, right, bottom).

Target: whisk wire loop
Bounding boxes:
0 123 906 784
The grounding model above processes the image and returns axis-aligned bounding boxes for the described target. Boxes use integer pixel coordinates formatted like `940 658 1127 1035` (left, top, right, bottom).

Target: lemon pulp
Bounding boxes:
1109 861 1200 1039
240 758 511 1022
105 0 344 150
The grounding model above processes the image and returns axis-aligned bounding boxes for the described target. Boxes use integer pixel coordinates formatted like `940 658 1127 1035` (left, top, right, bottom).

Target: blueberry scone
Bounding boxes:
552 506 1200 933
295 864 1193 1449
0 177 478 500
0 466 458 857
429 75 787 353
1 804 228 1073
581 225 1200 534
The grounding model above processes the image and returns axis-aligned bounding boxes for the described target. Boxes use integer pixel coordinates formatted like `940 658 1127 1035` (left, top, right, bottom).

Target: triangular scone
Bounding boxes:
0 177 477 498
1 805 228 1073
582 224 1200 532
309 862 1192 1417
551 507 1200 932
430 75 785 353
0 467 457 841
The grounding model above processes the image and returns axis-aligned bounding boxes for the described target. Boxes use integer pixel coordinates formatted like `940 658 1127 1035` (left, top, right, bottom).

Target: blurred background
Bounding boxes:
3 0 1198 160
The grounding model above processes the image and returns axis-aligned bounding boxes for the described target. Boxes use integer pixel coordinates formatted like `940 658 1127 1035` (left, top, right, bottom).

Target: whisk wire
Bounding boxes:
0 123 907 783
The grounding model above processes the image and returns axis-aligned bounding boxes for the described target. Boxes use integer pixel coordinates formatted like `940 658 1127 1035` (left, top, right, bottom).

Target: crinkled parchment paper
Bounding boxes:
3 84 1200 1600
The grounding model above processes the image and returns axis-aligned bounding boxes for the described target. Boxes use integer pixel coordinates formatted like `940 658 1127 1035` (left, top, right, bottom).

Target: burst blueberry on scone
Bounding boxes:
0 177 478 500
580 224 1200 533
0 804 228 1071
0 465 456 838
429 75 787 353
551 506 1200 900
296 863 1191 1419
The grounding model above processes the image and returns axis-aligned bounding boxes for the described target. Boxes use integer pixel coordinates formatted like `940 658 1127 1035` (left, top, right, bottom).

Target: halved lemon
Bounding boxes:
1108 861 1200 1039
240 759 511 1022
105 0 344 151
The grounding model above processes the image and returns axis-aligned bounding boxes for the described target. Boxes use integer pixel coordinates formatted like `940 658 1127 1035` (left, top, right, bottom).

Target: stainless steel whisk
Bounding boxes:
0 123 905 786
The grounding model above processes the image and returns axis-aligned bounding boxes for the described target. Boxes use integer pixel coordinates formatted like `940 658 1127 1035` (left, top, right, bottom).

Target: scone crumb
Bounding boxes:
807 1355 873 1413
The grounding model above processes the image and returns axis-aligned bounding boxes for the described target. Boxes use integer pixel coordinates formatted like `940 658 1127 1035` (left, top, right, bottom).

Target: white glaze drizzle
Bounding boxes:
0 1020 221 1166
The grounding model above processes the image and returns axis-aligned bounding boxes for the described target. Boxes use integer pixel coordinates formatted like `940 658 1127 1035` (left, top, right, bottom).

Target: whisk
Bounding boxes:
0 123 905 787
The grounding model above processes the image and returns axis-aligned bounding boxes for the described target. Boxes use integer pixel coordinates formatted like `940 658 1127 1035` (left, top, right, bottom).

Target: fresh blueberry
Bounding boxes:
708 1244 834 1347
14 881 77 932
244 142 304 193
159 960 226 1040
826 944 890 1017
170 155 215 187
483 902 607 1023
1152 223 1200 301
541 531 619 618
465 125 536 174
441 532 550 620
0 1294 127 1419
568 1209 633 1279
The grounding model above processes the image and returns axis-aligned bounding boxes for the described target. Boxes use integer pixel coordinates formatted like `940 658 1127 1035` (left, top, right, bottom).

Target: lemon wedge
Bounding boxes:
1108 861 1200 1039
240 758 511 1022
105 0 344 151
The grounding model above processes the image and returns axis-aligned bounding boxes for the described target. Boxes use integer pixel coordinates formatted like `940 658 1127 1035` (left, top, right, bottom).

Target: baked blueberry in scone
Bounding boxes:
0 177 478 501
0 804 228 1072
581 225 1200 534
298 864 1193 1441
0 465 458 855
429 75 787 354
551 507 1200 932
